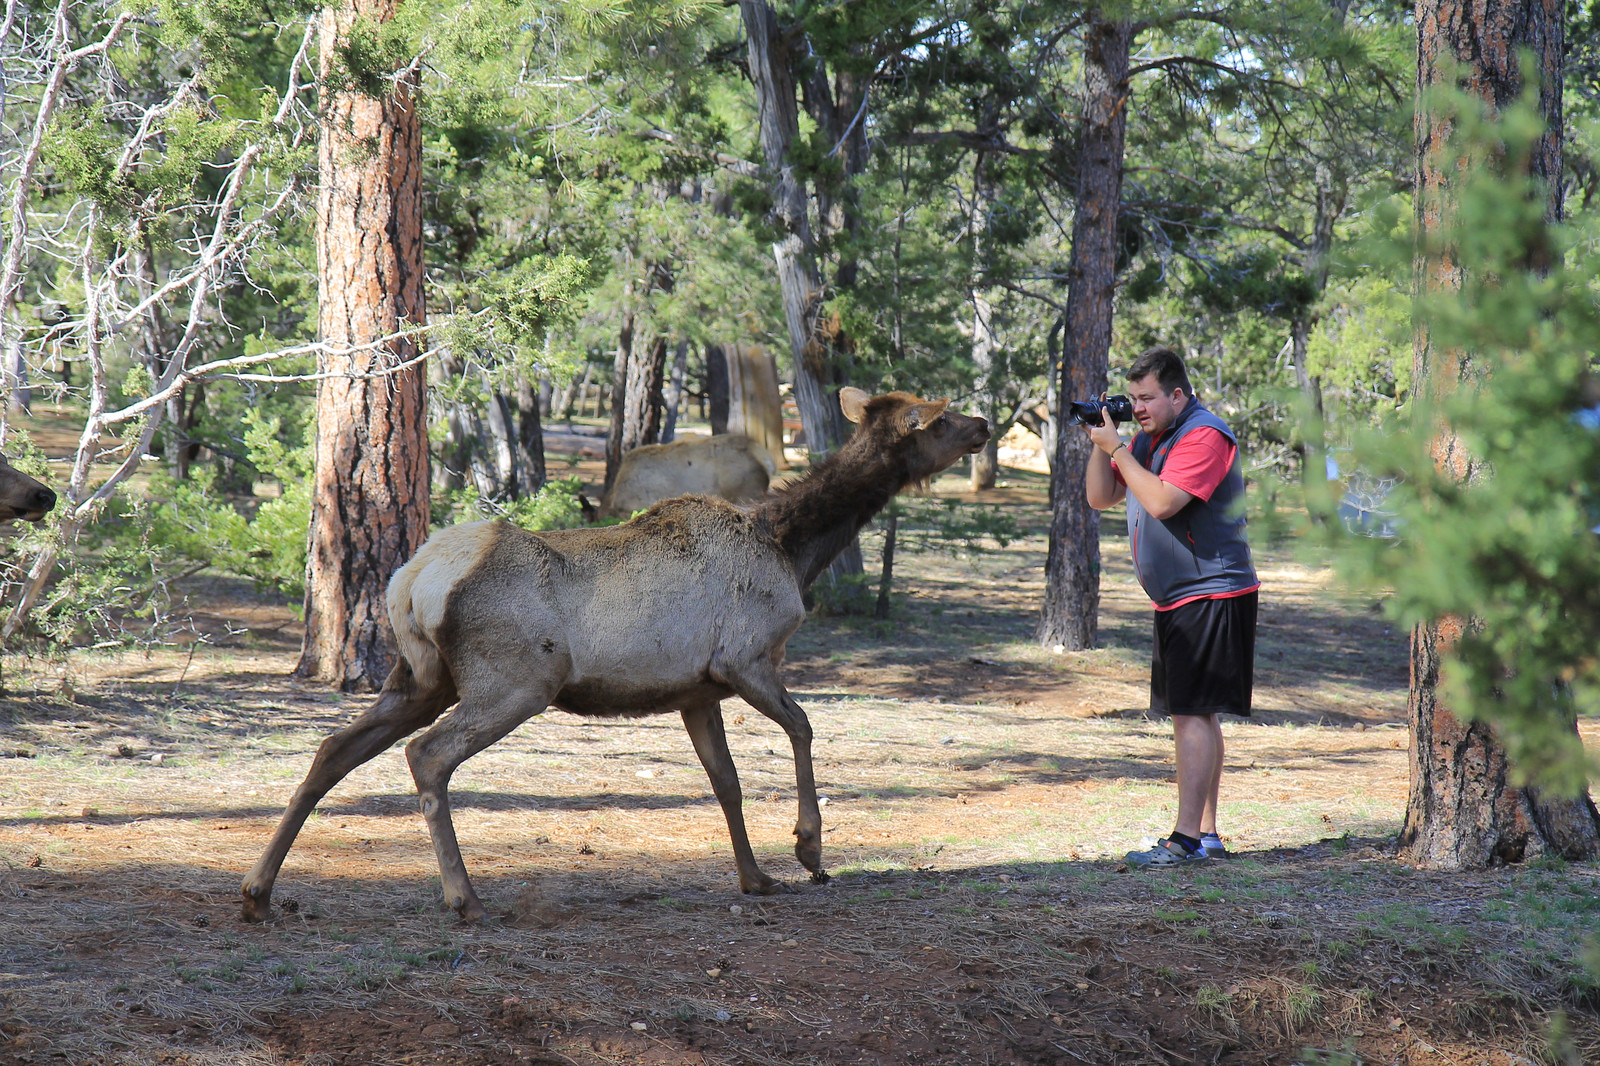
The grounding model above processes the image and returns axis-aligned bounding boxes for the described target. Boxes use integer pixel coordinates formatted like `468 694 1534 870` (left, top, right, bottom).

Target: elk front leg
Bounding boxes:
241 675 452 922
715 660 828 885
681 701 783 894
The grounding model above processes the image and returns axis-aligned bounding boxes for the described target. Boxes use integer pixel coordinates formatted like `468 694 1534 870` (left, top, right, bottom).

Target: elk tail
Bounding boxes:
385 559 446 696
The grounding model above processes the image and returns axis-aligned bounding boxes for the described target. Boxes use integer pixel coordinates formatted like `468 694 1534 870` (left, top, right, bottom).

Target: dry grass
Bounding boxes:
0 452 1596 1066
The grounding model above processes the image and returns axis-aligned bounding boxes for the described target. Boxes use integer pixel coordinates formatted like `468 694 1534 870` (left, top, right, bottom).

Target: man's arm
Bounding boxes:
1084 411 1195 519
1085 443 1126 510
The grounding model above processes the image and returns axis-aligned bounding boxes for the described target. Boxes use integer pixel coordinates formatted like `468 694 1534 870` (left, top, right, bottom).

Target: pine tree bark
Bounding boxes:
724 343 787 472
706 342 730 434
604 314 667 494
968 293 1001 491
297 0 431 692
738 0 848 459
1291 163 1341 487
625 335 669 451
515 371 546 495
661 340 688 443
968 139 1003 492
1037 15 1132 651
604 305 636 494
1404 0 1598 866
740 0 864 586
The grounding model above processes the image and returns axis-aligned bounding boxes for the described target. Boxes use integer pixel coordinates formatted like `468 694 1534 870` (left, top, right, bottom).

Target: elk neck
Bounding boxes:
752 430 911 591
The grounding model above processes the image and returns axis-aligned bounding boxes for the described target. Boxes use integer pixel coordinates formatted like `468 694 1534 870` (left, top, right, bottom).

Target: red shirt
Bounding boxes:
1111 426 1236 500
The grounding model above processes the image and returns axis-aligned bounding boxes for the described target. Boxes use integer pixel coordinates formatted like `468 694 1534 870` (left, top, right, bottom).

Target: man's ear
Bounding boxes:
901 399 950 433
839 387 871 424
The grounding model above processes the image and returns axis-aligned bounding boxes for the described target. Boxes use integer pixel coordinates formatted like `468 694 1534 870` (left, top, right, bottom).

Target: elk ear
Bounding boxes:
839 387 871 424
901 399 950 433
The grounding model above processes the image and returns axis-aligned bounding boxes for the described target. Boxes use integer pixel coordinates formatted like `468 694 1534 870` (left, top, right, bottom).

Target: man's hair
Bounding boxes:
1124 346 1193 398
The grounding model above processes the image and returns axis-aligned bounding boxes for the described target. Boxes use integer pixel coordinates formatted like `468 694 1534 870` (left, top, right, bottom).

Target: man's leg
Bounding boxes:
1202 713 1223 835
1171 713 1222 840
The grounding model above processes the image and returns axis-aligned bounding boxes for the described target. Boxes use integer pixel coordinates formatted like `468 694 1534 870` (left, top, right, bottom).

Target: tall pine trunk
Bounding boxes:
1404 0 1598 866
740 0 863 586
297 0 431 692
1291 163 1341 487
515 370 546 495
1037 15 1131 651
968 143 1002 492
604 307 667 494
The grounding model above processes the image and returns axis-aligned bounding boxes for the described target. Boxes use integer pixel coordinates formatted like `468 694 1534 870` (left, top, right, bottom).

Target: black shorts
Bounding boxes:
1150 591 1257 717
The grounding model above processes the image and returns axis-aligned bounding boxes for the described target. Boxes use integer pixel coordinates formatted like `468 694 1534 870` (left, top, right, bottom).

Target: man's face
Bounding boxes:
1128 373 1186 435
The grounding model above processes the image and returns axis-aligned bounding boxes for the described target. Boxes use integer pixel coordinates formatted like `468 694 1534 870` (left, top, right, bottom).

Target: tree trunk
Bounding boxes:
172 382 204 482
625 335 668 449
740 0 864 587
1037 15 1132 652
515 370 546 495
874 506 897 621
434 351 469 493
297 0 432 692
738 0 849 460
968 294 1001 491
967 137 1003 492
483 386 518 495
604 317 667 494
706 342 730 434
1405 0 1598 866
725 343 787 471
1399 618 1600 864
604 306 636 494
1292 162 1342 487
661 340 688 443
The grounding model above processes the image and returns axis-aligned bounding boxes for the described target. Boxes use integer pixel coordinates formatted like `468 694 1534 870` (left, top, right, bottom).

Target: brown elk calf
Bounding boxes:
0 455 56 524
242 388 988 922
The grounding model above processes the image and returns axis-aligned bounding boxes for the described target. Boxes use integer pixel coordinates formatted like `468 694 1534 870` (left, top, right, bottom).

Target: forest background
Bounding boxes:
4 2 1600 1062
2 0 1599 866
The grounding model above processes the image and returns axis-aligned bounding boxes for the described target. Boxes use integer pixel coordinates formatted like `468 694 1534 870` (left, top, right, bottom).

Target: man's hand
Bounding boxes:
1085 407 1126 456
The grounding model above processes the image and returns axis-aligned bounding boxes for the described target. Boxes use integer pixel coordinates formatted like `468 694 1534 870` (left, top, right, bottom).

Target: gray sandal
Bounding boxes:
1126 838 1208 867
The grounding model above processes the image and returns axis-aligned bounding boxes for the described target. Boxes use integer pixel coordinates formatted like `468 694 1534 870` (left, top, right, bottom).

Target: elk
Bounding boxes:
601 433 772 518
0 455 55 524
242 388 988 922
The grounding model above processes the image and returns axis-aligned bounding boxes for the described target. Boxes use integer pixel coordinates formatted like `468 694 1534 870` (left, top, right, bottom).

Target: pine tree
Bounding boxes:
296 0 432 691
1394 0 1600 865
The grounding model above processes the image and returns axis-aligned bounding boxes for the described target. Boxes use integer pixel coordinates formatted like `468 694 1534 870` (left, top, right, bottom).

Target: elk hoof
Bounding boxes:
240 888 271 923
449 894 488 923
740 876 786 895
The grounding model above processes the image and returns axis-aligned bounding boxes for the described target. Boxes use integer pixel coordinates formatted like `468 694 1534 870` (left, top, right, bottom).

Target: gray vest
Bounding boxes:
1126 400 1257 608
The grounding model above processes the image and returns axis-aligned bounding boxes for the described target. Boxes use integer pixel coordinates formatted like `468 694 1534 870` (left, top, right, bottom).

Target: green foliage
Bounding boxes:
5 502 179 650
139 411 313 604
433 254 593 399
451 477 591 532
809 570 878 617
1318 85 1600 795
1305 268 1413 422
891 496 1020 557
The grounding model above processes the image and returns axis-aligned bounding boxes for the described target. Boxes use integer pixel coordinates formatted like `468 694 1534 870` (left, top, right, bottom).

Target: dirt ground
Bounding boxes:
0 423 1597 1066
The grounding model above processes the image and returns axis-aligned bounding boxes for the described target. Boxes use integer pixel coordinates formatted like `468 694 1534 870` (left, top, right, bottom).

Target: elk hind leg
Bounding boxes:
681 701 783 895
405 683 556 922
241 662 455 922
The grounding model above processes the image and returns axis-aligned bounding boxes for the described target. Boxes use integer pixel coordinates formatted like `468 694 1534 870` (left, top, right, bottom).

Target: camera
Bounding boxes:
1064 395 1134 426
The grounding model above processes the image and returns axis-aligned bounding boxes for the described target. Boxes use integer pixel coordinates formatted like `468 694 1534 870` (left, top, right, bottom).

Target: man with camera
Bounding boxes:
1079 346 1259 867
